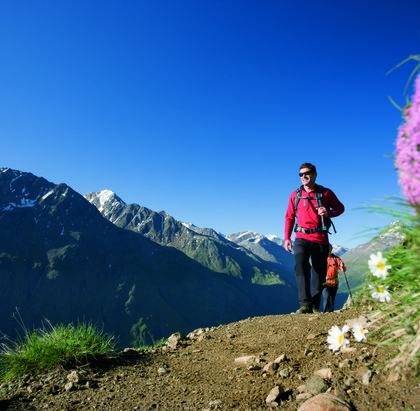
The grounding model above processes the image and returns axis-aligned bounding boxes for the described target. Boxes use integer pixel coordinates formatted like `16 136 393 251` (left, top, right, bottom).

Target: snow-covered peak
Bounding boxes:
377 220 405 242
83 190 124 221
226 230 263 243
182 222 197 229
98 190 118 206
331 245 348 256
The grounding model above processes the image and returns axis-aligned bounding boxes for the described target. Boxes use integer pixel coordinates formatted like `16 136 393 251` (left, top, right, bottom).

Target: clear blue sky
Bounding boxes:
1 1 419 248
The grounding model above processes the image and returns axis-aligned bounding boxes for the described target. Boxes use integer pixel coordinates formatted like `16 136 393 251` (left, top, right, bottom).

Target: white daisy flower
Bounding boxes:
369 284 391 302
327 325 350 352
368 252 391 279
352 323 368 342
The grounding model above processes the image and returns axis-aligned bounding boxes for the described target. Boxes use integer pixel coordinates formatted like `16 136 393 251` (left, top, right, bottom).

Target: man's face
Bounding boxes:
299 167 317 186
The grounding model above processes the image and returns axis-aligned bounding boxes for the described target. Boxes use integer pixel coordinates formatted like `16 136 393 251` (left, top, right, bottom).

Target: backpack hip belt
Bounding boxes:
293 225 327 234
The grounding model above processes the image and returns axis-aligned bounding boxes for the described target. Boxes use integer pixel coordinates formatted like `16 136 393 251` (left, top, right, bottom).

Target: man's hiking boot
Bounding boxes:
296 306 313 314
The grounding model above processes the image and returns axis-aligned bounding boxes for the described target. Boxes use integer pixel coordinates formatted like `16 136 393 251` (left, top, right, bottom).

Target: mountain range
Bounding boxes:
0 168 403 348
83 190 296 284
0 169 296 348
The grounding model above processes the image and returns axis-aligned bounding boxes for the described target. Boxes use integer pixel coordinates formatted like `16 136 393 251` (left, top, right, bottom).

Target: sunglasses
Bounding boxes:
299 171 313 177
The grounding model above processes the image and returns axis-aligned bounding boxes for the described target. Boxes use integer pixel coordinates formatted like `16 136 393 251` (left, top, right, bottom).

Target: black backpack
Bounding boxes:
293 184 336 234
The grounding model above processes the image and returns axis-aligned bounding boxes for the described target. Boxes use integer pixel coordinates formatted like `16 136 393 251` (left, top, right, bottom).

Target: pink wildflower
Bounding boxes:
395 74 420 206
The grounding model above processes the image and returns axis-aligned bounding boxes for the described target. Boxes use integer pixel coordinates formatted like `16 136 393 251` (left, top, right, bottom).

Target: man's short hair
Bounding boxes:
299 163 317 174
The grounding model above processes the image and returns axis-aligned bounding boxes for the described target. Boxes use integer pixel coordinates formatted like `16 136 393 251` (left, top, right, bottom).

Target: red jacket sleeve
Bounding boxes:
284 191 297 242
323 187 345 218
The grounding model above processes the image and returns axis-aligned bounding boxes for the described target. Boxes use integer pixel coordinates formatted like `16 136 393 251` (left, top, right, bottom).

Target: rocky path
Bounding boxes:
1 307 419 410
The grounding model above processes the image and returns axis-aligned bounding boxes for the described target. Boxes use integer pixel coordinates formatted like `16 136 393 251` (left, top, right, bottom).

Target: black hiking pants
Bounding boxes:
293 238 329 309
322 284 338 312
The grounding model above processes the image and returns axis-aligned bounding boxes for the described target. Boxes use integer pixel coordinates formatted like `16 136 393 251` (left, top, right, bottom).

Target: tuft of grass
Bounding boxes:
136 338 167 352
352 200 420 374
0 318 116 382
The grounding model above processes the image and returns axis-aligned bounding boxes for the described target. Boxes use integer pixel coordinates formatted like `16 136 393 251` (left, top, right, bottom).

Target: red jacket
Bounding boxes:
284 185 344 244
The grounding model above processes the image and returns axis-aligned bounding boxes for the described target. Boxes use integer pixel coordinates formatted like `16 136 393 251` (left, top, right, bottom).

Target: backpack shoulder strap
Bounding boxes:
332 255 338 267
315 185 328 232
315 184 323 198
294 186 302 210
317 185 337 234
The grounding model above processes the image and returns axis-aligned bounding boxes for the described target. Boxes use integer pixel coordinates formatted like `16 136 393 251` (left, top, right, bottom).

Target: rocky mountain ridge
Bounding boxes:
0 168 297 349
84 190 293 284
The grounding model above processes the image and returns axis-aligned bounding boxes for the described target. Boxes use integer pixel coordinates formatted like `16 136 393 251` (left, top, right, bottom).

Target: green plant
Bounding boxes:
0 315 116 382
337 57 420 374
136 338 167 352
371 213 420 372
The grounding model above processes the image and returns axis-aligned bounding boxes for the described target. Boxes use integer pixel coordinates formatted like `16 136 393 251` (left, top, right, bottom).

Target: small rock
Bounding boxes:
341 347 357 354
274 354 287 363
64 382 75 392
168 332 187 347
279 369 290 378
157 367 167 375
297 384 306 393
209 399 224 407
314 368 332 379
339 359 352 369
296 393 313 401
343 377 356 388
298 393 356 410
305 375 328 395
362 370 373 385
85 381 96 389
266 385 284 404
263 362 279 373
168 332 187 343
234 355 258 367
356 366 370 378
67 371 82 384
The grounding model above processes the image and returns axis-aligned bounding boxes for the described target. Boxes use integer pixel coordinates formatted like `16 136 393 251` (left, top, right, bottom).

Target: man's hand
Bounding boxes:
317 206 329 217
284 240 293 253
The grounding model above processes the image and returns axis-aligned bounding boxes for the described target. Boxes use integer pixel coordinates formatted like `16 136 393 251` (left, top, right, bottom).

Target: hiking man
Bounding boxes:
322 244 346 312
284 163 344 314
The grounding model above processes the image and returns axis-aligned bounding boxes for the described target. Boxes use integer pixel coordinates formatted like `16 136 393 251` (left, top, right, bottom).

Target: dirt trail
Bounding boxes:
1 307 419 410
